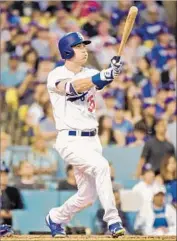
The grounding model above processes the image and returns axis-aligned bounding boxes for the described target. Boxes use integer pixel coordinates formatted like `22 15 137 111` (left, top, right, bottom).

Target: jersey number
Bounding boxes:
87 95 95 112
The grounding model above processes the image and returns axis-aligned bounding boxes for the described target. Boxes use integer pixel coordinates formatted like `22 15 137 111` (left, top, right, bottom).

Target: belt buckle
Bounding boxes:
77 130 82 136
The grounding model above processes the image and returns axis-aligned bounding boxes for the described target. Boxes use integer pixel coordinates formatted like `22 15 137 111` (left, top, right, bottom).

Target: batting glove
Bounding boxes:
100 68 114 81
111 56 123 76
92 68 114 90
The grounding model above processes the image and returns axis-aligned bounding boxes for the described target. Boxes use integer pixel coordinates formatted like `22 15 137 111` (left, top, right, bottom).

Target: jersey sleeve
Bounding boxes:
47 70 70 93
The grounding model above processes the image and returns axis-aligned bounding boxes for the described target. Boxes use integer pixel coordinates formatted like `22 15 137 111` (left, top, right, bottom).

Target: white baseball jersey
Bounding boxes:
47 65 122 227
47 65 99 131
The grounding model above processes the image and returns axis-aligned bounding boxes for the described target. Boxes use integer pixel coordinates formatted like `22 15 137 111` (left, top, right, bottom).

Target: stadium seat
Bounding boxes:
103 146 142 185
120 190 143 234
120 189 143 212
8 145 31 167
12 190 59 234
12 210 49 234
21 190 59 211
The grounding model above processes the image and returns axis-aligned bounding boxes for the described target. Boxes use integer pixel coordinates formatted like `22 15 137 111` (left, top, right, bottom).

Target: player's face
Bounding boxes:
72 43 88 65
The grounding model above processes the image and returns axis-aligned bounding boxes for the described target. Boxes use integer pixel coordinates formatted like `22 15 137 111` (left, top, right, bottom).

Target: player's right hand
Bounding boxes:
111 56 123 76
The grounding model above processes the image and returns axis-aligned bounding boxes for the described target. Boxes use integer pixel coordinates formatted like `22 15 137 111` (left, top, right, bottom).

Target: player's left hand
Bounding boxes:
111 56 123 76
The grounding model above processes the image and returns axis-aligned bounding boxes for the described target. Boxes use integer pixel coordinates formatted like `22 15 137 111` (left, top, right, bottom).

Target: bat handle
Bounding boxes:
116 56 121 62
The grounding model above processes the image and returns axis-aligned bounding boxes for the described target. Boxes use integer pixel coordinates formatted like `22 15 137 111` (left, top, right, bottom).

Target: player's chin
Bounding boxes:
80 57 88 65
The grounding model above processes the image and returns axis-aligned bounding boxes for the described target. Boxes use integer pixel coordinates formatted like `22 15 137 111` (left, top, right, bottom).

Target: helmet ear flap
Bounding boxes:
64 46 74 59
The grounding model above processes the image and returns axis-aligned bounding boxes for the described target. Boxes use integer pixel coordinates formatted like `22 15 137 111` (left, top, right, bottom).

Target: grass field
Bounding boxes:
1 235 176 241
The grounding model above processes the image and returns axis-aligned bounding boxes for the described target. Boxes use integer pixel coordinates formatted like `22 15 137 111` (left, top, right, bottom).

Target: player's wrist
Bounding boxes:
91 68 113 89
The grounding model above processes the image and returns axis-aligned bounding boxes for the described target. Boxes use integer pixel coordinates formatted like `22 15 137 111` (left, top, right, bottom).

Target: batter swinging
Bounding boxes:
46 32 125 238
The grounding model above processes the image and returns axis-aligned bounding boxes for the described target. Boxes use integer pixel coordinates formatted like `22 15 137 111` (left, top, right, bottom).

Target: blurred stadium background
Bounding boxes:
0 0 176 237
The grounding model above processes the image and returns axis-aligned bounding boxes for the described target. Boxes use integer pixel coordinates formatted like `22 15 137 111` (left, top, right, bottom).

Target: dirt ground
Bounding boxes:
1 235 176 241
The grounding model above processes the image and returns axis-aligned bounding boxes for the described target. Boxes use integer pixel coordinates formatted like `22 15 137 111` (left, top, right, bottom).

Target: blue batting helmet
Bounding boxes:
58 32 91 59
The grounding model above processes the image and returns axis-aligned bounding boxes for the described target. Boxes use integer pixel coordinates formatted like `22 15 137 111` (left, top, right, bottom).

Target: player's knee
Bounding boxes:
76 194 96 207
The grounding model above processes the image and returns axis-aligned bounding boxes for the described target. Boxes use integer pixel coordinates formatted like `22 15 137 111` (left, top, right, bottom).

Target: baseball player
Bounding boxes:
46 32 125 238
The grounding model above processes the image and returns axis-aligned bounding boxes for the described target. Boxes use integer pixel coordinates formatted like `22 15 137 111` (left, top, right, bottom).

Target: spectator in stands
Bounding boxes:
0 132 12 167
49 9 69 39
139 4 167 42
134 186 176 235
0 53 26 92
17 109 36 145
98 115 115 146
102 92 116 117
0 40 9 71
137 103 156 137
36 57 55 83
38 101 57 146
167 121 176 151
133 163 163 204
58 165 77 190
137 0 167 23
160 155 177 207
27 21 39 40
110 0 132 27
128 95 143 125
149 27 176 70
112 106 133 146
5 29 27 55
13 30 29 57
121 31 144 71
0 8 8 32
31 26 52 58
127 122 147 147
105 71 129 110
22 48 39 73
11 1 40 17
15 160 45 190
133 56 150 86
0 162 24 225
27 83 47 125
89 19 117 68
17 71 36 106
136 119 175 177
114 18 125 44
109 163 122 191
96 189 127 234
72 1 102 18
163 97 176 123
155 89 167 118
28 136 58 183
82 6 102 38
141 67 162 98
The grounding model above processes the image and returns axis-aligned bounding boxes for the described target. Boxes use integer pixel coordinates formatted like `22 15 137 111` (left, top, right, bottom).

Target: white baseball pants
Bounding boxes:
49 130 122 226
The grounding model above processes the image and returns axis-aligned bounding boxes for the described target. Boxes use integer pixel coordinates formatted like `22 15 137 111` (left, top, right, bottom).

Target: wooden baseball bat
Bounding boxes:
117 6 138 58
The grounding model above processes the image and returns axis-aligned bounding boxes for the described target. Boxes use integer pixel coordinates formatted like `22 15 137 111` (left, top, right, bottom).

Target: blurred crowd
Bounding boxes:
0 0 176 236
